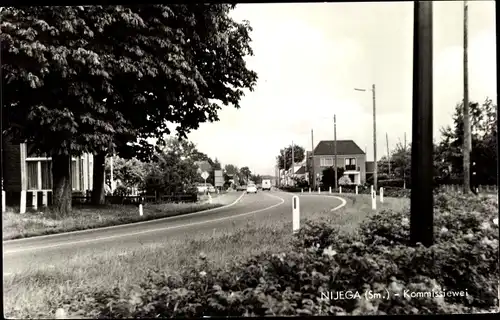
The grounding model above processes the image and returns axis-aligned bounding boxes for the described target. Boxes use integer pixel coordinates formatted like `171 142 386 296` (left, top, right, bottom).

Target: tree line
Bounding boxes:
276 97 497 188
1 5 257 214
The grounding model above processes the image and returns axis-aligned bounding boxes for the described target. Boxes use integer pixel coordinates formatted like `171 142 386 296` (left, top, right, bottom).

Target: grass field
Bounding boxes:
2 201 225 241
3 193 407 319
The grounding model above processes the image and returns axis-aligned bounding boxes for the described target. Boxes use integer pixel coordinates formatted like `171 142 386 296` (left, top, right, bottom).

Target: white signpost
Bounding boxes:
339 186 342 194
380 187 384 203
355 185 358 195
292 196 300 233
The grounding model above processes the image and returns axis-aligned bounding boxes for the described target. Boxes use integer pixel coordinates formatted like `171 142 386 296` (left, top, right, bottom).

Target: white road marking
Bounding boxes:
4 193 285 255
281 192 347 212
4 192 246 244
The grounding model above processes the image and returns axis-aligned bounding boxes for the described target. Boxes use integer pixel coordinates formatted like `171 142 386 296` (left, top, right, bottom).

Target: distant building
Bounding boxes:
307 140 367 185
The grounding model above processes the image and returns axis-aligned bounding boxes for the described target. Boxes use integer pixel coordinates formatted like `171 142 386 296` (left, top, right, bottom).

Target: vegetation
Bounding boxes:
1 4 257 213
277 144 306 170
2 202 223 241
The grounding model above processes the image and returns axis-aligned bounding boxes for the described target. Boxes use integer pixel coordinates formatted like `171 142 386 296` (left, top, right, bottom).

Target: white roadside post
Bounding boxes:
355 185 358 195
329 186 332 193
370 185 374 195
371 190 377 210
318 187 321 194
139 197 144 216
301 188 303 193
380 187 384 203
308 188 311 193
292 195 300 233
208 193 213 204
339 186 342 194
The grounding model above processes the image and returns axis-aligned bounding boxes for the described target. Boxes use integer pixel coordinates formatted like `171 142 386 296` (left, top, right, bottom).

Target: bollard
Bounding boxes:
329 186 332 193
318 187 321 194
139 203 143 216
301 188 303 193
208 193 213 204
475 187 479 194
308 188 311 193
355 185 358 195
370 185 374 195
2 190 5 213
20 190 26 214
339 186 342 194
380 187 384 203
371 190 376 210
292 196 300 233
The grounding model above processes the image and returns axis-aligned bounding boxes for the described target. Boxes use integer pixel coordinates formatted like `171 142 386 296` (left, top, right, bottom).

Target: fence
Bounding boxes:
72 193 198 205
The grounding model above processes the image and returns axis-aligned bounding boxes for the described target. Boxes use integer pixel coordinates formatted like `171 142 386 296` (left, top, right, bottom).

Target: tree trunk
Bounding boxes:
92 152 106 205
52 154 72 215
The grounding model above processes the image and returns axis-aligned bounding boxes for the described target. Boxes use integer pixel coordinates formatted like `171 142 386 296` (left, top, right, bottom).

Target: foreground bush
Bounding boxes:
59 192 498 317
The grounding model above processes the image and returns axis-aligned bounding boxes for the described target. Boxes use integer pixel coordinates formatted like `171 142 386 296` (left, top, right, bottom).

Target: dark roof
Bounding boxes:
295 166 306 174
314 140 365 156
366 161 375 173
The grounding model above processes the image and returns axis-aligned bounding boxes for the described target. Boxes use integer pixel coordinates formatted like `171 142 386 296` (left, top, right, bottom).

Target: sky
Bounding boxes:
185 1 497 176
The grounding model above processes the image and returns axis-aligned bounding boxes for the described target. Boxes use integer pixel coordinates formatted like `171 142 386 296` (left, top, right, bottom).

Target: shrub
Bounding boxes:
378 179 405 188
60 192 498 317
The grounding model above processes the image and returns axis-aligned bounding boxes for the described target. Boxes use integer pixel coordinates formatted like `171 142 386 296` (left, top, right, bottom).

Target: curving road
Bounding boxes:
3 191 345 275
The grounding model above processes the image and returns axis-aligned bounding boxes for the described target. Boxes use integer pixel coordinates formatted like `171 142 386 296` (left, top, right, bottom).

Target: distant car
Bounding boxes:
237 185 247 191
208 186 216 193
196 183 215 193
246 184 258 194
262 179 272 191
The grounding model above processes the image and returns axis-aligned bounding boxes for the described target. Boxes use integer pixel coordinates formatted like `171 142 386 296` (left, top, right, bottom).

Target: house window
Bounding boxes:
41 160 52 189
71 159 81 191
345 158 356 171
27 161 38 190
320 157 333 167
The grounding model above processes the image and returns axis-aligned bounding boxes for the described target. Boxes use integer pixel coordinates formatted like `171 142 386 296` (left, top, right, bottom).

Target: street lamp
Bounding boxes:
354 85 377 191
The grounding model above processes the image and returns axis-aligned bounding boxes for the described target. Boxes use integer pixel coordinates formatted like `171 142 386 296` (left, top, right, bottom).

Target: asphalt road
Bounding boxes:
3 191 345 275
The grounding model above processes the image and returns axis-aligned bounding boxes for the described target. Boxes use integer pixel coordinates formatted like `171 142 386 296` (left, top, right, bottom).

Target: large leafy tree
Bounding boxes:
1 5 257 213
436 98 497 185
239 166 251 183
276 145 305 170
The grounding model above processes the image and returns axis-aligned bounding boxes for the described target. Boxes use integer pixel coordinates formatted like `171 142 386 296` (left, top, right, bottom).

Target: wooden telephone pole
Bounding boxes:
291 141 295 185
311 129 315 189
386 133 391 176
411 1 434 247
334 115 338 190
463 0 471 194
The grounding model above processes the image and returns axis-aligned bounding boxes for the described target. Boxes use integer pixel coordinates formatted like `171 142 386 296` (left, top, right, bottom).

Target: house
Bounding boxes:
2 135 94 212
307 140 366 185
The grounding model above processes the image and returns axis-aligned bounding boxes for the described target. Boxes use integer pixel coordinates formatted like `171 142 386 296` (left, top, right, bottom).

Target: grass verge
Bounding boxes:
3 193 403 318
2 202 225 241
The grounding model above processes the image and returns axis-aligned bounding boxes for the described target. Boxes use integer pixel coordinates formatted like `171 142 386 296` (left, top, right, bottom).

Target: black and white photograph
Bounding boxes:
1 1 498 318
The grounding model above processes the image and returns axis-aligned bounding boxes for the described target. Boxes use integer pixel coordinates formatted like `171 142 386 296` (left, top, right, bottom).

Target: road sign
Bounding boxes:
201 171 209 180
214 170 223 187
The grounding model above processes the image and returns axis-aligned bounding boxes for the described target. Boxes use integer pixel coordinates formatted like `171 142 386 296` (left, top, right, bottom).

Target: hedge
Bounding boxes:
58 191 498 316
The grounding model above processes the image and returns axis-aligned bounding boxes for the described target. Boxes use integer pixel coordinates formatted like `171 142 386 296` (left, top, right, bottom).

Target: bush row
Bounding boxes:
59 191 498 317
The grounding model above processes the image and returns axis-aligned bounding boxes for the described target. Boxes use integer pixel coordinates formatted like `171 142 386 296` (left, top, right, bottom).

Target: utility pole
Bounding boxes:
354 85 377 190
291 141 295 185
311 129 315 189
372 84 377 191
404 132 407 189
283 149 287 186
334 115 338 190
411 1 434 247
386 133 391 176
463 0 471 194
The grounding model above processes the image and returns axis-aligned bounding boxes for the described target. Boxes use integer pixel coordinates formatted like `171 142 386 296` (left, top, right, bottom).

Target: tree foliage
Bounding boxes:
1 4 257 212
239 166 251 183
105 156 148 194
276 145 305 170
321 167 345 188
